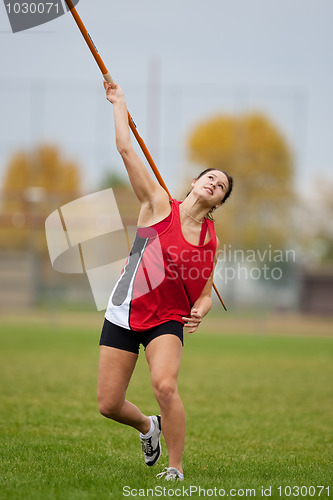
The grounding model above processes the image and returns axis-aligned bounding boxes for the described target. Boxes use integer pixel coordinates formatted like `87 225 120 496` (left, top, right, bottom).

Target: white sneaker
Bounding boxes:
140 415 162 466
156 467 184 481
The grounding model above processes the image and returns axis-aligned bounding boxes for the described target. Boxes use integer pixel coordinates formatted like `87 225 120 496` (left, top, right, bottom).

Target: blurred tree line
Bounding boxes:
187 111 333 266
1 112 332 268
0 145 81 253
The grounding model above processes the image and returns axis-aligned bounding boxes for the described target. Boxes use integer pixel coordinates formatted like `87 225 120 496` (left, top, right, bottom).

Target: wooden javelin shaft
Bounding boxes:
63 0 227 311
63 0 170 196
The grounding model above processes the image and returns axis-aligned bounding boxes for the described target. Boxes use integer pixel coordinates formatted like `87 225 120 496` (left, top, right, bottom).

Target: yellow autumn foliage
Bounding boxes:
187 112 294 250
1 144 81 252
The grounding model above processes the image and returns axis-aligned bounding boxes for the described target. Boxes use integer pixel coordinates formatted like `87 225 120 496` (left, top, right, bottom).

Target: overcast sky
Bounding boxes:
1 0 332 196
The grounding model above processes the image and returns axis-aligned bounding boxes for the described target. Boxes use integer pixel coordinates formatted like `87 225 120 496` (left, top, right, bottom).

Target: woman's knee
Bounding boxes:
152 378 178 406
97 393 124 418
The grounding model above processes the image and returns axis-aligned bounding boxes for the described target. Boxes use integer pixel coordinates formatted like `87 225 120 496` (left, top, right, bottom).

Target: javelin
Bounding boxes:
63 0 227 311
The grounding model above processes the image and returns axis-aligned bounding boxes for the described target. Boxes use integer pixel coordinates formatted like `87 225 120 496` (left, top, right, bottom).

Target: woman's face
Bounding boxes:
191 170 229 208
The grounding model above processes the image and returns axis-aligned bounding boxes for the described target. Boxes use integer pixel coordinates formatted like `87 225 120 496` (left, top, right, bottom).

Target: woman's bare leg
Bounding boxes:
97 345 150 434
145 335 185 473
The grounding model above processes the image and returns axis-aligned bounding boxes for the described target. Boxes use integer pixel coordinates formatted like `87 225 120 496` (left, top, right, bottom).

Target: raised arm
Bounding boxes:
104 82 170 221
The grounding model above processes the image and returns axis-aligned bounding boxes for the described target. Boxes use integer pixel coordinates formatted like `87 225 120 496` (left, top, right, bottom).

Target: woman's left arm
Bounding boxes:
182 238 220 333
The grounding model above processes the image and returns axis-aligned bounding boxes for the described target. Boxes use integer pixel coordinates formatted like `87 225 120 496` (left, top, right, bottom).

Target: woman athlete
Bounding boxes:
98 81 233 481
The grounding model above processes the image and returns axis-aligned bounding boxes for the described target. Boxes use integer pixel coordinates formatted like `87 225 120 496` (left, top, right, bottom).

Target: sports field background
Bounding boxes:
0 309 332 499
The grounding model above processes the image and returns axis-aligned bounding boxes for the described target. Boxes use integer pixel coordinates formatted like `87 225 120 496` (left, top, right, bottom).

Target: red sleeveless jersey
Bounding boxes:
105 199 217 331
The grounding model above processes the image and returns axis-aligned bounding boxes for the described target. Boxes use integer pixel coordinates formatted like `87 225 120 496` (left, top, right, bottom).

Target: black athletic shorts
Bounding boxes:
99 318 184 354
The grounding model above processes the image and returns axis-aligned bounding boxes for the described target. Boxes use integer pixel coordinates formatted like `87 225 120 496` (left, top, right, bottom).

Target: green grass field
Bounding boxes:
0 311 332 499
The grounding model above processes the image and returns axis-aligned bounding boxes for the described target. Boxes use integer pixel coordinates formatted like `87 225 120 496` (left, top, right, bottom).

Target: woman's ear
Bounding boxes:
191 178 197 188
